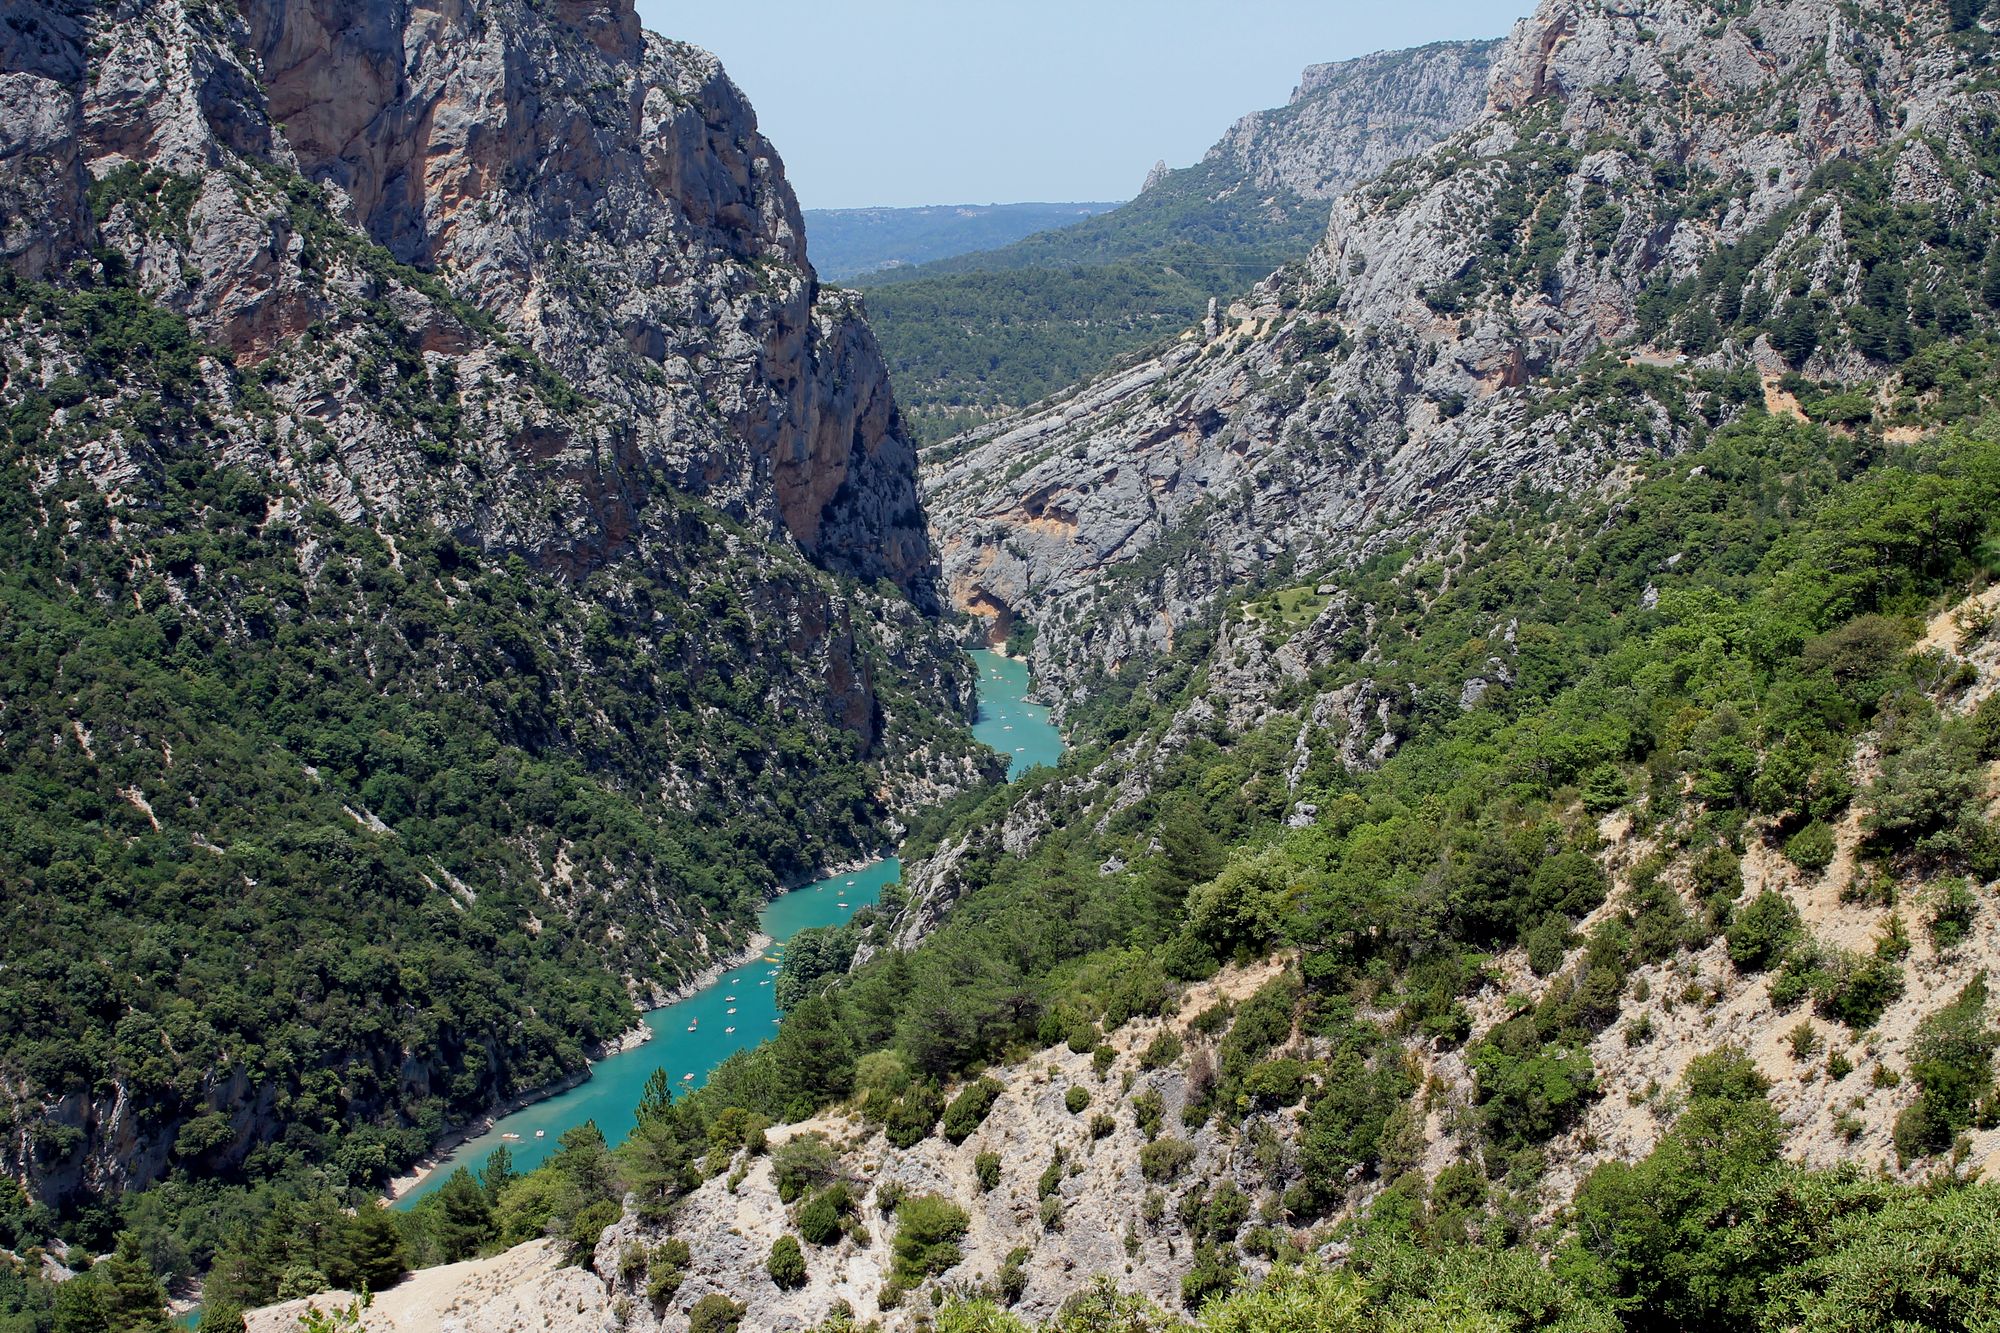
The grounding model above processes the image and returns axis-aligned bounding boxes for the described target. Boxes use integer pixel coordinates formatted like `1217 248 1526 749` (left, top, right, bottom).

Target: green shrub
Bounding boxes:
688 1294 745 1333
773 1134 838 1203
1132 1088 1165 1140
1037 1151 1065 1200
1524 916 1573 977
1726 892 1801 971
1064 1085 1090 1114
766 1234 807 1289
974 1152 1001 1193
1039 1195 1064 1232
1180 1243 1241 1310
884 1085 944 1149
799 1185 849 1246
1811 949 1904 1030
1190 1002 1233 1037
1140 1138 1196 1182
1242 1058 1309 1108
891 1195 970 1285
1784 821 1837 873
1895 977 1997 1160
1928 878 1977 949
941 1078 1003 1144
1140 1030 1185 1070
565 1200 619 1266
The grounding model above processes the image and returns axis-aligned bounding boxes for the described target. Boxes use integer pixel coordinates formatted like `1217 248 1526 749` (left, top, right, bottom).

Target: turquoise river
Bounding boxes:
393 648 1060 1205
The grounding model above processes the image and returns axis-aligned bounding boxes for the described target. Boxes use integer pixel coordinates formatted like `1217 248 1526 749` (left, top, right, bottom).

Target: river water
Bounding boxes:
393 648 1059 1205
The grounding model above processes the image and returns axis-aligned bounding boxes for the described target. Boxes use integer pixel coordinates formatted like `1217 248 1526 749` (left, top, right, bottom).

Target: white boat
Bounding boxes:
837 901 849 908
726 1007 737 1014
681 1073 694 1081
534 1130 546 1138
502 1132 520 1140
725 995 736 1001
759 979 770 986
724 1026 735 1034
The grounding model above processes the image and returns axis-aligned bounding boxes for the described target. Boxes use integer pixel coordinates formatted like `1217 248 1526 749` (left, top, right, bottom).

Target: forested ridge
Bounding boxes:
858 157 1330 443
631 402 2000 1330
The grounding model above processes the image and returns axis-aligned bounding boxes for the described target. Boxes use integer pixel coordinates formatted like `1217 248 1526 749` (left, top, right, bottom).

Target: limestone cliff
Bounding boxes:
1202 40 1500 202
7 0 932 596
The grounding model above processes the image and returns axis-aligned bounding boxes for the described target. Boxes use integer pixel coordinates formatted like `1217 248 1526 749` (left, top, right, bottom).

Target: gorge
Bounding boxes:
5 1 2000 1332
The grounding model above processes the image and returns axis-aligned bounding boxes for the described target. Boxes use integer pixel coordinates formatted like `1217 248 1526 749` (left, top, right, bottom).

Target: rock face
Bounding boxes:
8 0 932 597
925 0 1993 703
246 1241 609 1333
0 0 991 1211
1204 40 1500 200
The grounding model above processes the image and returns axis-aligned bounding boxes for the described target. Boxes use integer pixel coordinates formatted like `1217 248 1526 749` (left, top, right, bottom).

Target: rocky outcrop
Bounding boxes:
599 962 1291 1332
926 0 1993 707
246 1241 610 1333
1205 40 1500 200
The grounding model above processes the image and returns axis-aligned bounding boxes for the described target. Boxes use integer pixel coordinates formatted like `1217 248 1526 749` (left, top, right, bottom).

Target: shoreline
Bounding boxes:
382 852 894 1203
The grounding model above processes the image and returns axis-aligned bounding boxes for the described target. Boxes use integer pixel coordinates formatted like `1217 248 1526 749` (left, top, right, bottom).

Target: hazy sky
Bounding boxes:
635 2 1535 210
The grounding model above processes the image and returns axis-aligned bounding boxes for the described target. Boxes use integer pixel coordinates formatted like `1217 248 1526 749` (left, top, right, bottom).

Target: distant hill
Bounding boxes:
860 40 1500 443
803 202 1121 280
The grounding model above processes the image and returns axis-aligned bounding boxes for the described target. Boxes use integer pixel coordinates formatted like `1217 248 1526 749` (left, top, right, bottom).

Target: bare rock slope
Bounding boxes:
927 0 1995 705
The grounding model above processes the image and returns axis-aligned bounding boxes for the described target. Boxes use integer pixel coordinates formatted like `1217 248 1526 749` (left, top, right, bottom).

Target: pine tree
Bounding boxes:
52 1277 110 1333
194 1302 245 1333
434 1168 494 1263
479 1144 516 1201
100 1235 170 1333
550 1123 614 1200
341 1206 407 1294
